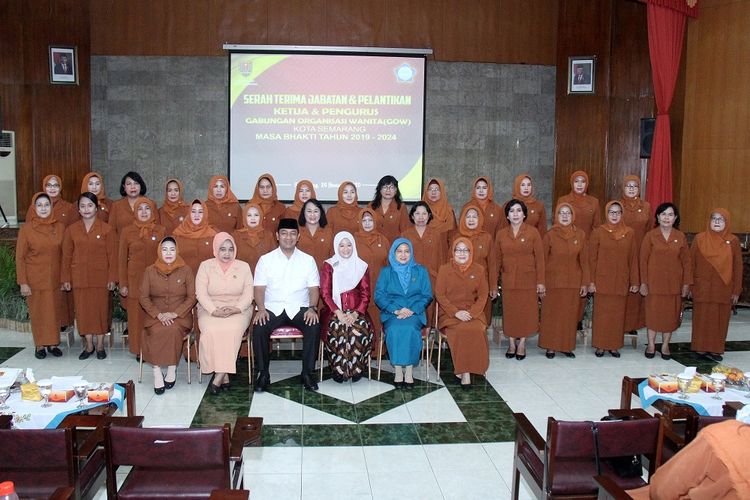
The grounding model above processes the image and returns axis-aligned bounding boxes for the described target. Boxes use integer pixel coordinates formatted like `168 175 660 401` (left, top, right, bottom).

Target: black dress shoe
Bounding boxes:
705 352 723 362
79 349 94 360
351 373 362 383
332 373 345 384
660 352 671 361
515 351 526 361
96 349 107 360
461 382 472 390
301 373 319 391
577 321 584 331
164 379 176 390
208 383 221 395
393 381 404 389
545 351 555 359
563 352 576 358
644 348 656 359
595 349 605 357
220 382 230 391
47 346 63 357
609 350 621 358
403 381 414 389
254 372 270 392
154 386 165 395
35 349 47 359
505 349 516 359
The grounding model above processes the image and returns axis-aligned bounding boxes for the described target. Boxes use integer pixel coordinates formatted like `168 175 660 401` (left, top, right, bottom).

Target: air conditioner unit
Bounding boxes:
0 130 17 226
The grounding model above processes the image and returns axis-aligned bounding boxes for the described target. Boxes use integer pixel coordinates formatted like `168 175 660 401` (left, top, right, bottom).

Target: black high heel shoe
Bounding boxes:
505 339 518 359
164 379 176 390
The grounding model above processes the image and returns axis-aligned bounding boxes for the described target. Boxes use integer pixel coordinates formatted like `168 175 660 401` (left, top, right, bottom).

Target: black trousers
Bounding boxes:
252 308 320 375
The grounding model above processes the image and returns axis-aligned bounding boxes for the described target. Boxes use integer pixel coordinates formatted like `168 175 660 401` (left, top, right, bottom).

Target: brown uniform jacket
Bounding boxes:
327 205 362 236
61 219 117 287
109 198 161 237
355 233 390 289
402 225 448 284
543 227 590 289
556 194 600 237
297 226 334 270
589 226 638 295
496 224 545 290
16 221 66 290
640 228 692 294
368 201 410 243
232 229 278 273
691 237 742 304
621 200 651 247
139 265 196 329
499 199 548 239
175 235 215 276
205 199 242 233
448 230 498 290
435 262 489 327
118 224 167 291
158 205 190 235
259 202 287 228
460 201 503 240
24 198 79 226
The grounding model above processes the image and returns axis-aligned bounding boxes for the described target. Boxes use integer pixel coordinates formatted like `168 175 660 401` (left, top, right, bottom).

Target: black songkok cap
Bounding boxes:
278 218 299 231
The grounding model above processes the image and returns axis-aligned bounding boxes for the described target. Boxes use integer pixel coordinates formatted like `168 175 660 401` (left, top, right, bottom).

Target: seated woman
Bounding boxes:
320 231 373 383
375 238 432 389
139 237 196 394
435 237 489 388
196 233 254 395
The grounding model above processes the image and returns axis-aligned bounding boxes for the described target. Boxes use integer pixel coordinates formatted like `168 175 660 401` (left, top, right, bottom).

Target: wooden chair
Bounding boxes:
511 412 664 499
138 331 197 384
229 417 263 489
0 414 11 428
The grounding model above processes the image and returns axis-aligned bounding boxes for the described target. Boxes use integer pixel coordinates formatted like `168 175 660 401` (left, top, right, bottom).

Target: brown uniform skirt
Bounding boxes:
691 302 731 354
73 288 110 335
539 288 580 352
502 289 539 338
142 321 190 366
445 319 489 375
624 292 646 332
592 294 626 350
28 290 62 346
645 294 682 332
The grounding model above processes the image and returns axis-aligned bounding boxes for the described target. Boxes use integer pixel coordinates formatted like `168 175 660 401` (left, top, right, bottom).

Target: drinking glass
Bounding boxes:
38 380 53 408
744 372 750 399
677 376 691 400
710 375 725 400
0 385 10 411
74 383 88 408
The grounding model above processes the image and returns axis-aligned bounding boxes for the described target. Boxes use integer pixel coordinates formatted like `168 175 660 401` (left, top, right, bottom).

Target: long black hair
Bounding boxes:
370 175 402 210
298 199 328 228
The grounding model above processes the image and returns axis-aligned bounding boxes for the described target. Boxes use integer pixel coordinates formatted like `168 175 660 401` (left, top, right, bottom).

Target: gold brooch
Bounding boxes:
96 234 100 239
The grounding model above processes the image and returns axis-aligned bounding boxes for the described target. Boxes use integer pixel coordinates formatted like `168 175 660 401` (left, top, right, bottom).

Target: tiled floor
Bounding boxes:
2 308 750 499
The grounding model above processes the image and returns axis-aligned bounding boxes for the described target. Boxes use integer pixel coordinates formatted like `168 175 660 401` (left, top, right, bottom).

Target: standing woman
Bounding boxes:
159 179 190 235
297 199 334 269
196 233 254 394
501 174 547 238
375 238 432 388
640 203 692 359
249 173 286 227
620 175 651 336
320 231 374 383
435 238 489 388
354 208 390 352
368 175 410 243
462 177 503 239
205 175 242 233
422 178 456 238
109 172 159 237
284 179 316 221
140 237 196 394
690 209 742 361
118 198 166 356
450 205 498 324
588 201 639 357
233 203 277 272
327 181 361 235
25 175 79 226
61 192 117 359
173 200 217 274
402 202 448 286
81 172 111 222
538 203 590 358
16 193 66 358
496 200 545 360
557 171 600 237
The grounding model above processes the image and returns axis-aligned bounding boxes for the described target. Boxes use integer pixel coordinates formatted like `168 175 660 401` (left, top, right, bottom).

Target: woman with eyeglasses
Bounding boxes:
689 209 741 362
640 203 691 360
368 175 410 243
588 201 639 358
620 175 651 337
435 238 489 388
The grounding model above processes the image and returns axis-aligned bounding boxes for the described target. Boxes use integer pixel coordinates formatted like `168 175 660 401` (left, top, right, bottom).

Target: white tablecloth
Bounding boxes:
638 379 749 416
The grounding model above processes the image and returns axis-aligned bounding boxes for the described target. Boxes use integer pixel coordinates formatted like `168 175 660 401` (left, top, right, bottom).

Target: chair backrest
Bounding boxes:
595 417 662 459
0 427 76 497
544 418 599 496
685 414 730 444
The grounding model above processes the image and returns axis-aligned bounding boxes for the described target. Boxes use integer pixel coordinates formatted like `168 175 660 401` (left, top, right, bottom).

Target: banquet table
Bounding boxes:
638 379 748 417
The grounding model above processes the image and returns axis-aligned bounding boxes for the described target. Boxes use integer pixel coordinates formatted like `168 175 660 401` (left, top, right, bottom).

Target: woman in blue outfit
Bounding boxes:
375 238 433 388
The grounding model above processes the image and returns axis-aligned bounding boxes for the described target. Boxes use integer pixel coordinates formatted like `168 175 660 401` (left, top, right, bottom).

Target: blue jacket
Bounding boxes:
374 264 433 326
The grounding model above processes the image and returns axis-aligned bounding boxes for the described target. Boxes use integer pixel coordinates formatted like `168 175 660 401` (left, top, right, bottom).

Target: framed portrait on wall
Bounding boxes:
49 46 78 85
568 56 595 94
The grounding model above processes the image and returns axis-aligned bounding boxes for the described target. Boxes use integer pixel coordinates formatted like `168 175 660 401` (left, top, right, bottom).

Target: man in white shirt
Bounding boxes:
253 218 321 392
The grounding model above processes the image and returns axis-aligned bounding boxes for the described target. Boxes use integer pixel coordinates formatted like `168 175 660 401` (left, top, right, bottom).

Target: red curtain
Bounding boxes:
644 2 689 210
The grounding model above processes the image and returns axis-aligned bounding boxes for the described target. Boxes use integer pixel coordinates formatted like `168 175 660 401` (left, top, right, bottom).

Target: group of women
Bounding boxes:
15 169 743 393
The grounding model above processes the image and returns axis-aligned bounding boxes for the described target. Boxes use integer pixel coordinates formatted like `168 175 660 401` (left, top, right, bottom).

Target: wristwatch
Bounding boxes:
308 305 318 312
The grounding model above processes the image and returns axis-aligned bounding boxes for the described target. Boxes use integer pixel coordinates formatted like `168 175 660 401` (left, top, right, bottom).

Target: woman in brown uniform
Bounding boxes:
297 199 334 270
205 175 242 233
109 171 159 237
284 179 316 221
640 202 691 359
139 237 196 394
17 193 66 358
233 203 277 272
159 179 190 235
61 192 117 359
249 173 286 227
496 199 545 360
368 175 410 243
538 203 590 358
422 178 456 239
173 200 217 274
589 201 639 357
620 175 651 335
462 176 503 240
690 209 742 361
327 181 361 235
118 198 166 356
355 208 390 352
450 205 498 323
500 174 547 238
435 237 489 388
81 172 111 222
557 171 600 237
